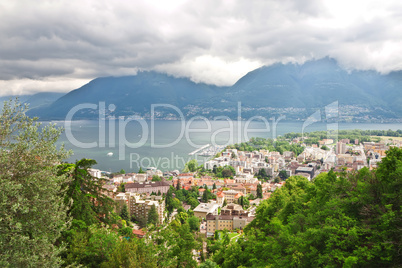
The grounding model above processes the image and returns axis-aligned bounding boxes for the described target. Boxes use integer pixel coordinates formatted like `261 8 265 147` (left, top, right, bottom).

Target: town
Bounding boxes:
89 129 402 255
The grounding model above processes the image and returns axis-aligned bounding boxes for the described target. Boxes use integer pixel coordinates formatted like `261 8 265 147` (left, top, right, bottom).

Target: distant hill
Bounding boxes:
26 58 402 120
0 92 63 111
28 72 222 119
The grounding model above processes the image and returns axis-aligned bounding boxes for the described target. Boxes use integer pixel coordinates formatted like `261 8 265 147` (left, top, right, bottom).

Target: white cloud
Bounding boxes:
0 0 401 96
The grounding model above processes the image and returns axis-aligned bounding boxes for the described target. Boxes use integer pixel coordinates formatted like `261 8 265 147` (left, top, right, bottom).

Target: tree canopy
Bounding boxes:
210 147 402 267
0 99 71 267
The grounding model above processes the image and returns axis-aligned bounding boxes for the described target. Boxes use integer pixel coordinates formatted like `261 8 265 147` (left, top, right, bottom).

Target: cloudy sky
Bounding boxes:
1 0 402 96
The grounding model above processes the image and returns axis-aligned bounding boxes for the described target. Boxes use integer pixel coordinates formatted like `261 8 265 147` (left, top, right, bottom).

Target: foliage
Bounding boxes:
211 148 402 267
120 169 125 174
257 184 263 198
0 99 71 267
184 159 200 172
100 238 157 268
188 216 200 232
152 175 162 181
202 188 216 203
213 165 236 178
321 145 330 150
59 158 116 226
117 182 126 192
155 222 198 267
200 259 220 268
138 167 145 173
120 204 130 222
228 137 304 156
147 204 159 226
278 169 289 180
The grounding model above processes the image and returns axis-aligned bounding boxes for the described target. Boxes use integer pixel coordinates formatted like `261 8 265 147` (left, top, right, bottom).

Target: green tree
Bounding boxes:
200 259 219 268
152 175 162 181
188 216 200 232
137 216 147 229
64 225 119 267
187 197 199 209
117 182 126 192
0 99 71 267
100 238 157 268
278 170 289 180
147 204 159 226
120 204 130 222
120 169 126 174
321 145 329 150
60 158 116 226
222 199 227 207
138 167 145 173
257 183 263 198
172 223 198 267
185 159 199 172
213 182 217 190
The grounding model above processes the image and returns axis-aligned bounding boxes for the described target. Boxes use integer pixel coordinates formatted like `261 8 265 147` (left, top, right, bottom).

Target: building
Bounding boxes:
206 214 234 235
125 181 170 194
88 168 102 178
222 190 240 203
193 201 219 220
336 142 347 155
206 204 252 237
295 166 315 180
114 192 165 225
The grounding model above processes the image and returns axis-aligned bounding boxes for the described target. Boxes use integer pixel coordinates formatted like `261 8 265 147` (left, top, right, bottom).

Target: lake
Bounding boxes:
49 119 401 172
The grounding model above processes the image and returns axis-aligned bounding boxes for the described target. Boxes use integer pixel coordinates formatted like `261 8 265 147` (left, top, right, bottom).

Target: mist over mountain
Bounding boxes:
26 58 402 121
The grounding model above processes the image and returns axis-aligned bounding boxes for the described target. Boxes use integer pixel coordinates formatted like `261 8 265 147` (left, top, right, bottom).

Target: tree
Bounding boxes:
137 216 147 229
60 158 116 226
177 212 188 224
152 175 162 181
147 204 159 226
202 189 209 203
200 259 219 268
120 204 130 222
257 184 263 198
185 159 199 172
187 197 199 209
222 199 227 207
120 169 126 174
117 182 126 192
172 223 198 267
138 167 145 174
0 99 71 267
321 145 329 150
176 179 181 190
213 182 217 190
278 170 289 180
222 169 233 178
188 216 200 232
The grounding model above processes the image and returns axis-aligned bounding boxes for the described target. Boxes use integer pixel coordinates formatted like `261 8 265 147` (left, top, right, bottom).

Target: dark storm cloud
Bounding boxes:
0 0 401 95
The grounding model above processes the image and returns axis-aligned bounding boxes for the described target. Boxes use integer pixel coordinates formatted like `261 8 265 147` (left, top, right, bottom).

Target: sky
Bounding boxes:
1 0 402 96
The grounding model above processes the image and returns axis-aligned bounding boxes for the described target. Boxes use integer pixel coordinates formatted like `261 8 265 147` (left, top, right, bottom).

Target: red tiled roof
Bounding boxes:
132 229 146 237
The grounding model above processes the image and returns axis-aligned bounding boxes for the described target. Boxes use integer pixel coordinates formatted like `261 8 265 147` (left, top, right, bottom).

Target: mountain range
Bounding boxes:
13 57 402 121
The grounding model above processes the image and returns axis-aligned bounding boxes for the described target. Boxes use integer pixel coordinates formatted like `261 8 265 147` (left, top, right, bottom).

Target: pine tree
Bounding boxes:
59 158 116 226
257 183 263 198
147 204 159 226
120 204 129 221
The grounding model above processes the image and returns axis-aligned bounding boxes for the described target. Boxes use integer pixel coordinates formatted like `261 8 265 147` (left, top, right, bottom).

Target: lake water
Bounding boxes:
49 119 401 172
